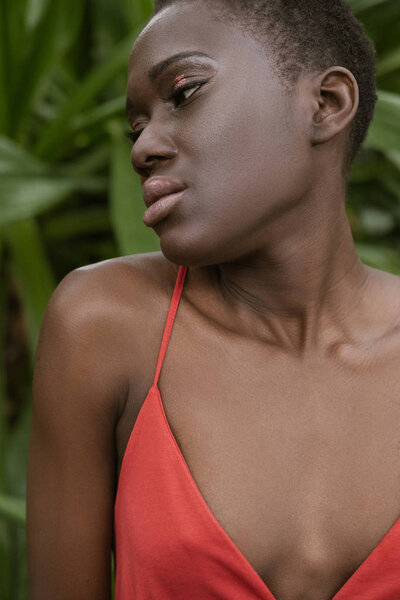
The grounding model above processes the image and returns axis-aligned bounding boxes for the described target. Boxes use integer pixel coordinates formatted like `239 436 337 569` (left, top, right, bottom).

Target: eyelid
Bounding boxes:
167 77 210 103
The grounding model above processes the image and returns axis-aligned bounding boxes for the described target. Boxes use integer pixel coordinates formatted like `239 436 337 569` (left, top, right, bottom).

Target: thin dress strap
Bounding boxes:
153 265 188 387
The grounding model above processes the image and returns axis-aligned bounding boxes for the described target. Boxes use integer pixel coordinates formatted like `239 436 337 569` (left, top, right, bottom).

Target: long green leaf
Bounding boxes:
0 235 7 493
71 96 126 134
356 242 400 273
348 0 394 13
25 0 51 31
34 31 139 159
42 207 110 240
122 0 153 27
0 0 30 131
377 47 400 77
0 136 46 175
365 89 400 154
0 136 106 225
0 494 26 526
4 219 55 359
51 0 85 57
11 0 63 139
386 149 400 170
0 174 105 227
47 96 126 161
59 144 110 177
0 0 10 133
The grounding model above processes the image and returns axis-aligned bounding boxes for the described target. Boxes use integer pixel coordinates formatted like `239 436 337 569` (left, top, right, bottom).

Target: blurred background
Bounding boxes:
1 0 400 597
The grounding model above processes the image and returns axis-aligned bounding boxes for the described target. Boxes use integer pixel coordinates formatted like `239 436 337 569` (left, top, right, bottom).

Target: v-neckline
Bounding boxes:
153 383 400 600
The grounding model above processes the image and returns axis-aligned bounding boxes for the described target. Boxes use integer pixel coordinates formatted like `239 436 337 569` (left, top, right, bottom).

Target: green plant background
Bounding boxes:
1 0 400 597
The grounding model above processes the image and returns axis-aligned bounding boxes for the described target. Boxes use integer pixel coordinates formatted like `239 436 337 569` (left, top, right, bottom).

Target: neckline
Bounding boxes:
152 382 400 600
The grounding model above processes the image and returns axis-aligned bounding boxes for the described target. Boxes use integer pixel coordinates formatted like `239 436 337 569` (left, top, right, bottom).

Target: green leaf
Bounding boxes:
25 0 50 31
0 494 26 526
70 96 126 135
385 149 400 171
11 0 64 139
42 207 110 240
51 0 84 57
349 149 393 182
356 242 400 272
0 237 7 492
0 135 106 225
359 206 396 235
0 1 10 132
4 219 55 359
48 96 126 160
0 0 30 133
122 0 153 27
348 0 393 13
0 173 104 227
108 121 159 255
34 31 139 159
377 47 400 77
365 89 400 153
60 144 110 177
0 136 46 175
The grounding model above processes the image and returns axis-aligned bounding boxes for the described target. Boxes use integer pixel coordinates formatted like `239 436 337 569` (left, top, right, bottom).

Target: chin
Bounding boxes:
156 219 217 267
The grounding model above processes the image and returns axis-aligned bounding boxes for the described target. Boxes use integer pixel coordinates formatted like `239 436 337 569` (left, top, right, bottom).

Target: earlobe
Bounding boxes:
311 66 359 146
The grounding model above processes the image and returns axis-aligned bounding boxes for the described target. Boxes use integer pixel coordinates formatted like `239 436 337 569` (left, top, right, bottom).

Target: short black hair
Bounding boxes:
152 0 378 179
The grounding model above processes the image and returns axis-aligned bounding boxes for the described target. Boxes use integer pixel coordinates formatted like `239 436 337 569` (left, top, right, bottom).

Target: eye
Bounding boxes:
169 80 204 108
125 80 208 146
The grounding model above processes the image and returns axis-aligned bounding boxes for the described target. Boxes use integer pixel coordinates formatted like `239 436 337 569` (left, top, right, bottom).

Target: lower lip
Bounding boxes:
142 189 186 226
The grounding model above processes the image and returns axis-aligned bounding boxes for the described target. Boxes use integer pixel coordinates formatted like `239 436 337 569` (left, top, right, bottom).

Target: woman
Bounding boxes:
27 1 400 599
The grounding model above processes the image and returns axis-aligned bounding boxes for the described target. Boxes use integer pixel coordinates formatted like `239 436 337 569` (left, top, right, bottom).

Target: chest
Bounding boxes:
116 325 400 600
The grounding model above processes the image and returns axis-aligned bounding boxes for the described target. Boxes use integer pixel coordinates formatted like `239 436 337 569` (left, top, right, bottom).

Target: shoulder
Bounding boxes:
41 251 180 389
51 251 178 328
60 250 177 301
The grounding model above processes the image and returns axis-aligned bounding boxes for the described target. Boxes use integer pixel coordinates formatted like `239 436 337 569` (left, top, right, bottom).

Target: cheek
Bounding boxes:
181 82 310 232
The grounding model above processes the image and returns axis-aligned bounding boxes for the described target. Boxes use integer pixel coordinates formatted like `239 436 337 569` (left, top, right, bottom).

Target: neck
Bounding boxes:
213 187 371 356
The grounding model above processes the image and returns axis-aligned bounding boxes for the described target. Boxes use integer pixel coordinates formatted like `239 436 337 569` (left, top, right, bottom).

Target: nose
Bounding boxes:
130 121 178 177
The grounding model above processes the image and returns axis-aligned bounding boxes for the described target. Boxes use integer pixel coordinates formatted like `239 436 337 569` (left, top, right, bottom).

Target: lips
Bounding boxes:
142 177 187 209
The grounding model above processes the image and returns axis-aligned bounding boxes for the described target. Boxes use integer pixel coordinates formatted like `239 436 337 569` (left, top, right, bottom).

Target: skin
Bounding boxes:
27 3 400 600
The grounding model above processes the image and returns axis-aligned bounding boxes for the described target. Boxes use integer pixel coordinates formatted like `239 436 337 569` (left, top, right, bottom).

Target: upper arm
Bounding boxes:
27 267 127 600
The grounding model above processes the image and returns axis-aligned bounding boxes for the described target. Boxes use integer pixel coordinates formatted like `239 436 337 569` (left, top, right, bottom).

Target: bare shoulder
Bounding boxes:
70 250 179 308
54 251 178 331
49 251 180 386
75 249 175 277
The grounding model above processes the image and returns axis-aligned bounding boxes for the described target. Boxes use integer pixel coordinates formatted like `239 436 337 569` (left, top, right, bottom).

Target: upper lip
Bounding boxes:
142 177 187 208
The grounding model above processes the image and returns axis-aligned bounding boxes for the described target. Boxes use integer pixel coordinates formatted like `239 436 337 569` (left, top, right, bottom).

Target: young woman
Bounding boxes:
27 1 400 599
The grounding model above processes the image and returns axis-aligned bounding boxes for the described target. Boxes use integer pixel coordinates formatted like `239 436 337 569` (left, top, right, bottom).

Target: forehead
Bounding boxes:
128 3 272 80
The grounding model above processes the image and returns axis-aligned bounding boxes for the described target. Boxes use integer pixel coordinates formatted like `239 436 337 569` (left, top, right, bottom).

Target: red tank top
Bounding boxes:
113 264 400 599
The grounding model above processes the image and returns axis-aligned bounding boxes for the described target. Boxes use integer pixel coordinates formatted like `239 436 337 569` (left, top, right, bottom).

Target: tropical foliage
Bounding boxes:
0 0 400 598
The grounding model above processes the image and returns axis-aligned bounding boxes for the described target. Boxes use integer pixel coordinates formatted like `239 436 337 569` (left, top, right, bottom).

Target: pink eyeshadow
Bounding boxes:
174 74 187 88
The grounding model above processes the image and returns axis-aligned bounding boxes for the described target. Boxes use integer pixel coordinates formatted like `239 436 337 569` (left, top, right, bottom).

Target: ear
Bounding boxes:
311 66 359 146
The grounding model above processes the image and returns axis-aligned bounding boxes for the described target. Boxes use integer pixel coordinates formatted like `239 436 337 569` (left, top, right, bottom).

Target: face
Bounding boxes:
126 2 314 266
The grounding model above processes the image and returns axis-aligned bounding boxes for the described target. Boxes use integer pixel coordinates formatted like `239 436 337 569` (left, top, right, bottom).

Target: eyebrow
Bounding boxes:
126 51 214 121
148 50 213 83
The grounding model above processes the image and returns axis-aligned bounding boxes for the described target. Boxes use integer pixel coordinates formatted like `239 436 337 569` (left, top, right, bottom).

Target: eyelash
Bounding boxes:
125 80 206 146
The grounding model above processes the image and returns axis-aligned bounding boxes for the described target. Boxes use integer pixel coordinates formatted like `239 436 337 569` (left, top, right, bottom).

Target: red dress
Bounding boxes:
113 265 400 599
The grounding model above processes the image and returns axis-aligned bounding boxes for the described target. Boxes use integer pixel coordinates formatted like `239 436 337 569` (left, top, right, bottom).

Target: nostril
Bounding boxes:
133 165 151 177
